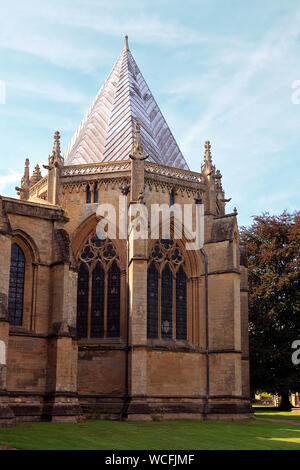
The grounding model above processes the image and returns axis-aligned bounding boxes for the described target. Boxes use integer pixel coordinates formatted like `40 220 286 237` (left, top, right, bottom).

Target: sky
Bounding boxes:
0 0 299 227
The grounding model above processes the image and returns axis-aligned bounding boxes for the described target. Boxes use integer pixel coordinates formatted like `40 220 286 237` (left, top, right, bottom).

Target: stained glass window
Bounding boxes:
147 240 188 341
8 243 25 326
76 235 121 339
107 261 120 337
94 186 99 204
147 263 158 338
170 190 175 206
176 265 187 340
77 263 89 338
86 186 91 204
91 262 105 338
161 264 173 339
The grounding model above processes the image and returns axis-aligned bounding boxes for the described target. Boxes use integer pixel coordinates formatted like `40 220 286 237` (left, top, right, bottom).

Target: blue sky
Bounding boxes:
0 0 299 226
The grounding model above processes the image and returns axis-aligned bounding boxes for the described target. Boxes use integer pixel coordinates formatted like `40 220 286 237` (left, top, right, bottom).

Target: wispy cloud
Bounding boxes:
0 170 22 194
0 0 234 74
8 79 89 105
181 7 300 154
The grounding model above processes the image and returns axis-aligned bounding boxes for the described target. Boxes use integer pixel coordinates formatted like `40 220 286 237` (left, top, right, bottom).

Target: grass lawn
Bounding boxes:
254 407 300 421
0 417 299 450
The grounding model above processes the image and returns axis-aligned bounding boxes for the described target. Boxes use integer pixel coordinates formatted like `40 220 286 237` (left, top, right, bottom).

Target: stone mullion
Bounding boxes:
104 268 108 337
87 270 93 338
30 264 38 331
90 183 95 203
120 270 126 339
172 273 176 340
192 278 198 344
195 277 200 345
158 270 162 339
186 278 192 342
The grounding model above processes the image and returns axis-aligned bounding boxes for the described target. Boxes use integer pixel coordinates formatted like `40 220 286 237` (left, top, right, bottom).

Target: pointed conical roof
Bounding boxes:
63 37 189 170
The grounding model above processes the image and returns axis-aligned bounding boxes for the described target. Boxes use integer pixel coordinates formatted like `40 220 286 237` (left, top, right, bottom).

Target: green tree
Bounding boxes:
241 211 300 410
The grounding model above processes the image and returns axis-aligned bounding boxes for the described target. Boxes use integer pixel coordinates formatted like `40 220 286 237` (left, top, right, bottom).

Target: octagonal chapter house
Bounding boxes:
0 37 251 424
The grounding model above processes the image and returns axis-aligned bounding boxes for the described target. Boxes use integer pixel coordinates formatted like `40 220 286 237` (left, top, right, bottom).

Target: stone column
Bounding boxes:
45 323 80 422
44 224 81 422
0 295 15 426
127 233 149 420
125 121 150 420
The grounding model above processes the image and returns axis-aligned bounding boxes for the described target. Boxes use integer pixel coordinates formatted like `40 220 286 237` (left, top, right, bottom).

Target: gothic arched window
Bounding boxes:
94 186 99 204
147 262 159 338
86 186 91 204
8 243 25 326
147 240 187 340
176 265 187 340
76 235 121 339
161 264 173 339
77 263 89 338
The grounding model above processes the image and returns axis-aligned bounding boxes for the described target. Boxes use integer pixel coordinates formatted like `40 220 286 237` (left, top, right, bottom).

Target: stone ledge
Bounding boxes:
3 197 67 222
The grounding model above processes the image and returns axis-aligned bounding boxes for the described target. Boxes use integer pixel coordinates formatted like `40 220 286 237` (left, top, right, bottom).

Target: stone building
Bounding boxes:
0 37 251 424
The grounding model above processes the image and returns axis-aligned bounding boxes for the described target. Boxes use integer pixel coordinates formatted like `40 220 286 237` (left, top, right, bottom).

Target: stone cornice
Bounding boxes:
3 197 67 222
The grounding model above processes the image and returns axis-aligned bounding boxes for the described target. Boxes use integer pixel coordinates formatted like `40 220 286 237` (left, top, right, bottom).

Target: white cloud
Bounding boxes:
0 170 22 194
181 8 300 155
0 0 235 74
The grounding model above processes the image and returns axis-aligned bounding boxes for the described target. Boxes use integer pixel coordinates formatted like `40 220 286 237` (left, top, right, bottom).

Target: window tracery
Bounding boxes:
147 239 187 340
77 234 121 339
8 243 25 326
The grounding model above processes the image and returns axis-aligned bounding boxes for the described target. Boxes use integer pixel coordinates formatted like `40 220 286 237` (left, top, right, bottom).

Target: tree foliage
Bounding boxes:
240 211 300 397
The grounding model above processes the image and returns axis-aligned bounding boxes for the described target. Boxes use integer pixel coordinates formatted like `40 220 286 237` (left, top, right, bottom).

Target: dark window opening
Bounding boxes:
91 262 105 338
94 186 99 204
176 265 187 340
107 261 121 337
147 263 159 338
86 186 91 204
170 190 175 206
161 264 173 339
77 263 89 338
8 243 25 326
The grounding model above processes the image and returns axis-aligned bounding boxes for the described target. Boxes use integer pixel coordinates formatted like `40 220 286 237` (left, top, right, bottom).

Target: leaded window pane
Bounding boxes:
94 187 99 204
176 266 187 340
107 261 120 337
91 262 105 338
147 263 158 338
86 186 91 204
77 263 89 338
161 264 173 339
8 243 25 326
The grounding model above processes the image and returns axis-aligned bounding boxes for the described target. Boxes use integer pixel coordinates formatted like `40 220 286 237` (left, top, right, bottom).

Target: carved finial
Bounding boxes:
45 131 63 169
234 207 238 215
124 35 129 51
205 141 211 161
130 121 149 161
30 164 42 187
201 140 215 175
16 158 30 200
53 131 61 158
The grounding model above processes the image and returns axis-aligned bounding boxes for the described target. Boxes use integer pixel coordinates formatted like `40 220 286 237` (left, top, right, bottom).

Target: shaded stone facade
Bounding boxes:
0 39 252 425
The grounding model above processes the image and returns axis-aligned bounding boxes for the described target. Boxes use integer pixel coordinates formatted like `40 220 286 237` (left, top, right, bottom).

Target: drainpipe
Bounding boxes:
195 194 209 421
120 185 130 420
